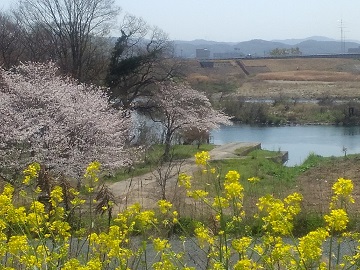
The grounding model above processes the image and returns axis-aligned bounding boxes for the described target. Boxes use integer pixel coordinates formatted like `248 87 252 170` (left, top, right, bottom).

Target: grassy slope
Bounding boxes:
104 144 215 182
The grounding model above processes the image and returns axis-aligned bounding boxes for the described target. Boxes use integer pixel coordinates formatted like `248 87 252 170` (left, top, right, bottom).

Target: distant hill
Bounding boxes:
173 37 360 58
271 36 337 45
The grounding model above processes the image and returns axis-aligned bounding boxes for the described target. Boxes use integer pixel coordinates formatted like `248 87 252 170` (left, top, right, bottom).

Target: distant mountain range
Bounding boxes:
173 36 360 58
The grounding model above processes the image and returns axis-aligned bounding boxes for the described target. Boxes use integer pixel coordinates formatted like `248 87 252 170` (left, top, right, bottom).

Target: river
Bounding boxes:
211 124 360 166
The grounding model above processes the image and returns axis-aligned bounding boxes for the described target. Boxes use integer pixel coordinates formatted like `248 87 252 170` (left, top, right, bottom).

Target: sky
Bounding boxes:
1 0 360 42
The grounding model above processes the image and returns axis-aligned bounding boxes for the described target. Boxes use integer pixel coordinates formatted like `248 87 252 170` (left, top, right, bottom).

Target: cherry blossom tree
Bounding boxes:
148 81 232 160
0 62 132 182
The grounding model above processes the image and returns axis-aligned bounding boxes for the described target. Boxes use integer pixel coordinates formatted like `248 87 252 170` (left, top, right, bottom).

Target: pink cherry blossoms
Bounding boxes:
155 81 231 130
149 81 232 159
0 62 131 178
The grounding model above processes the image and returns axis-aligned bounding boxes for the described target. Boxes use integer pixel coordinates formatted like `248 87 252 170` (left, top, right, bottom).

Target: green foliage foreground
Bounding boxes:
1 153 360 269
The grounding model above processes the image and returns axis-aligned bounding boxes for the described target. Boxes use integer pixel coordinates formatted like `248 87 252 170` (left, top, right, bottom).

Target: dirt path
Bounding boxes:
109 142 260 212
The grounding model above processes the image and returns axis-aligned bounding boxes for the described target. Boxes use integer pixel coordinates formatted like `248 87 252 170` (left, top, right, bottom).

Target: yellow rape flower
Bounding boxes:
212 196 229 209
50 186 63 207
62 258 82 269
20 255 38 268
69 188 80 196
257 193 301 235
84 161 101 182
333 177 353 197
195 151 210 166
157 199 172 214
86 258 102 270
35 245 50 261
247 176 260 183
284 192 303 216
153 238 170 252
224 181 244 199
172 210 179 223
2 184 14 197
232 236 252 253
178 173 192 189
27 201 48 233
270 241 293 265
8 235 29 254
22 162 40 185
212 262 226 270
330 177 355 208
298 228 329 264
234 258 261 269
225 170 240 184
194 223 214 247
30 200 46 214
7 207 27 224
187 189 209 200
136 210 157 229
324 208 349 231
70 197 86 206
48 220 71 238
152 258 177 270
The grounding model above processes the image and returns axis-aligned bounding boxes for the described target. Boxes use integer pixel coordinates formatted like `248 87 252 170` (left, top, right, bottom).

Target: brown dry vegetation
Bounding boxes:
183 57 360 100
295 156 360 220
242 58 360 72
256 70 360 82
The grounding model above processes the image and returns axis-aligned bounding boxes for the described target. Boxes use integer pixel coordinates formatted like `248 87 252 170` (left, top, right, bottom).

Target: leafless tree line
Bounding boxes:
0 0 178 89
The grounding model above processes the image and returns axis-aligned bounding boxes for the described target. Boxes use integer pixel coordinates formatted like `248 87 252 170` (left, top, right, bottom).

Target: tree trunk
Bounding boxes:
163 130 172 161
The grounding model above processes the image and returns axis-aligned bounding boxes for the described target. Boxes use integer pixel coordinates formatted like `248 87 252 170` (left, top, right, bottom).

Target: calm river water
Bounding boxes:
211 124 360 166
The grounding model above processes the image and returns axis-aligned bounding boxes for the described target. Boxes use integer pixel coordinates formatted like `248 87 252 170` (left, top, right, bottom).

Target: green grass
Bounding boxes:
183 150 333 236
103 144 215 182
195 150 327 200
191 80 238 94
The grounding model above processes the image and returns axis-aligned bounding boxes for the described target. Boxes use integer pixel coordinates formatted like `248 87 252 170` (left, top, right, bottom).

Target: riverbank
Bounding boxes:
221 99 360 126
183 57 360 126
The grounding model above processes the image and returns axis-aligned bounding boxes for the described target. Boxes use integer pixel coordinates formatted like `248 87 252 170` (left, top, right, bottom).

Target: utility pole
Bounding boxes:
339 19 346 53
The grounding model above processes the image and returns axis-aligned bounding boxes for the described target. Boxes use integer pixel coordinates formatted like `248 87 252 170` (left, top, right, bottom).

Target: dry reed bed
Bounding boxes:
256 70 360 82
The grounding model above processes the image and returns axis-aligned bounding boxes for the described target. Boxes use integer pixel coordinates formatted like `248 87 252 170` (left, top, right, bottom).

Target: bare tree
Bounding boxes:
15 0 120 81
105 14 180 109
80 35 113 84
0 11 25 68
152 153 186 200
21 22 58 63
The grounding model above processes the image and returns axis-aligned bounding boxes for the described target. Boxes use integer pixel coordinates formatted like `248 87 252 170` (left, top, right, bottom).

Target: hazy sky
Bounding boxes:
2 0 360 42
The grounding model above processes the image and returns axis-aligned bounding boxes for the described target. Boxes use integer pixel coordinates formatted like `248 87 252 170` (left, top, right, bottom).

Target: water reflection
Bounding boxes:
343 126 360 136
211 125 360 166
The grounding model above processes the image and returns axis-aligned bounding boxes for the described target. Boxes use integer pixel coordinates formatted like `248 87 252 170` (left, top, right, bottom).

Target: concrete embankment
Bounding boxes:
210 142 288 164
209 142 261 160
